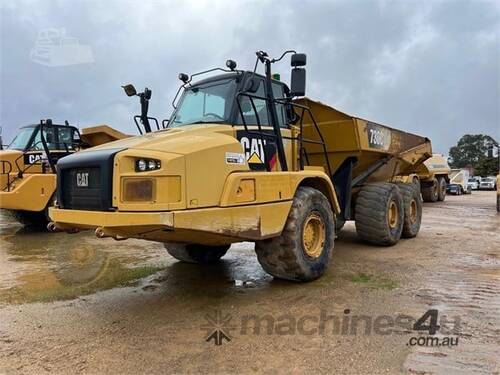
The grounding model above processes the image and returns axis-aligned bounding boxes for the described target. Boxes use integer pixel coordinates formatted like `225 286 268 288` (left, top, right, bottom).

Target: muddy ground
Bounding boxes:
0 191 498 374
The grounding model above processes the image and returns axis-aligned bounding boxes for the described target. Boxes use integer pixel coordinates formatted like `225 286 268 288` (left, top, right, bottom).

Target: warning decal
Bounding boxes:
225 152 246 165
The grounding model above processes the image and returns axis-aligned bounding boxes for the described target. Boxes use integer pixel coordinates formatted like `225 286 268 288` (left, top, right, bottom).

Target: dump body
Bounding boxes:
416 154 451 182
296 98 432 182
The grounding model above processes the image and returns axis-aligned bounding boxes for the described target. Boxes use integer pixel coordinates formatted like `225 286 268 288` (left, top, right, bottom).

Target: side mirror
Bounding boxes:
291 53 307 67
144 88 152 100
244 77 260 93
122 84 137 97
290 68 306 97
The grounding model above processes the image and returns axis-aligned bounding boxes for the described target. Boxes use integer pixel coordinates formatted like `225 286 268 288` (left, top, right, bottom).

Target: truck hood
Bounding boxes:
0 149 24 173
81 124 235 155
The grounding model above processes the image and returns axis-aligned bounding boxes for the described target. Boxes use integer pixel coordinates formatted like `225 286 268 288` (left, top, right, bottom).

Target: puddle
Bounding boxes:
0 211 277 304
0 210 168 304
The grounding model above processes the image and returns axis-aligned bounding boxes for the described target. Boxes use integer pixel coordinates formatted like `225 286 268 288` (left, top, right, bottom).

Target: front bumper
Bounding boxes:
49 200 292 245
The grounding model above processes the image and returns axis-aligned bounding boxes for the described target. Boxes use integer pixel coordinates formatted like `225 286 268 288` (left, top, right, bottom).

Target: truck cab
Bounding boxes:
1 120 129 227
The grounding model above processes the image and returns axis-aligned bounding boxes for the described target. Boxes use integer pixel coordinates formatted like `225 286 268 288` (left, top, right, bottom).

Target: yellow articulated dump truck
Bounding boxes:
416 154 451 202
49 51 431 281
0 119 129 227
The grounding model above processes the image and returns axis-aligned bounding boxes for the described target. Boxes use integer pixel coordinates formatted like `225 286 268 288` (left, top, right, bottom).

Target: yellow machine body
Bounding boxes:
50 98 431 245
0 125 129 214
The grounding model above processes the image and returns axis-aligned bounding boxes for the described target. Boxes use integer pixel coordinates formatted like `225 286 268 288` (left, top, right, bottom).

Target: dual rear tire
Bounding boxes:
421 176 446 202
354 182 422 245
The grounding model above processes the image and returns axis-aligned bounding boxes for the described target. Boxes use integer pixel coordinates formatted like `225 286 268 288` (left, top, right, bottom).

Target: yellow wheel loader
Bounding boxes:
0 119 129 227
49 51 431 281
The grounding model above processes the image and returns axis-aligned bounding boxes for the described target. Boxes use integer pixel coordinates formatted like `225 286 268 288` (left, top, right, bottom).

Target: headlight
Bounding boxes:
135 158 161 172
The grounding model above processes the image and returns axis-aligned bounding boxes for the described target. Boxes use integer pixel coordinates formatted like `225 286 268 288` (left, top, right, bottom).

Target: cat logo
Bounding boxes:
76 172 89 187
237 131 277 170
24 153 43 165
240 136 266 164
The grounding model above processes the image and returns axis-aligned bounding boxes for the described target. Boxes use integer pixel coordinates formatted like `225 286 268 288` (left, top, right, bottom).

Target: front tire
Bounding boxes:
255 187 335 282
164 243 230 264
355 182 404 246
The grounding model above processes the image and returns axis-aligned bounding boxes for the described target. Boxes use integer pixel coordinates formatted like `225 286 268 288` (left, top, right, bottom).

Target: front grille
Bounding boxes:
61 167 103 210
56 148 124 211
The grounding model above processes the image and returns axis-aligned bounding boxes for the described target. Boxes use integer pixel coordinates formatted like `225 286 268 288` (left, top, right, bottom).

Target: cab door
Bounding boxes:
235 78 295 172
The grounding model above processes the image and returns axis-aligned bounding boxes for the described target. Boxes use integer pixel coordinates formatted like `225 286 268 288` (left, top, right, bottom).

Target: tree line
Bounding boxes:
448 134 499 176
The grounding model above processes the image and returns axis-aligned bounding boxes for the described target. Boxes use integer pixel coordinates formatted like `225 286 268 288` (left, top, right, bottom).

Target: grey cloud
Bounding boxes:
1 0 498 154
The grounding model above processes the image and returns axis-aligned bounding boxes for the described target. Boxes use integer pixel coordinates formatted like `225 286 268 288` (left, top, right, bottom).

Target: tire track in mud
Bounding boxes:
405 194 500 375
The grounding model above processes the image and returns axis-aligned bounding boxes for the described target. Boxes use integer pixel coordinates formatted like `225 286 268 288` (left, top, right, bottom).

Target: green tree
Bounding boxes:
475 157 499 177
448 134 498 168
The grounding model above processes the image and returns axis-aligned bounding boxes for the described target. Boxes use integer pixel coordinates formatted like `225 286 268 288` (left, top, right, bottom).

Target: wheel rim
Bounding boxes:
409 199 418 223
432 181 438 196
388 200 399 229
302 212 325 259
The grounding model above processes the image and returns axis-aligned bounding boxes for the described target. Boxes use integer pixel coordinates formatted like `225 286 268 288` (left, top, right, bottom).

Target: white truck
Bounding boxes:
447 169 471 195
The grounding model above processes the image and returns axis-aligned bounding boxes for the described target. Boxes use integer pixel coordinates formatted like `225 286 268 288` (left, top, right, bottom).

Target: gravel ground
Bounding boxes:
0 190 498 374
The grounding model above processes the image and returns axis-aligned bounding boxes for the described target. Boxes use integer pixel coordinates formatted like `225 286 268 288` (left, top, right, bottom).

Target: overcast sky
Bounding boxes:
1 0 499 154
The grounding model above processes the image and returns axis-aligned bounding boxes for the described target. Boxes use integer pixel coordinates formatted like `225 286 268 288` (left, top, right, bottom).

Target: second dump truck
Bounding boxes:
0 119 129 226
49 51 432 282
416 154 451 202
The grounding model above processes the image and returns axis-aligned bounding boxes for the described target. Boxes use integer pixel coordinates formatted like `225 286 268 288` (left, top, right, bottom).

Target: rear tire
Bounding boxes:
255 187 335 282
437 177 447 201
412 176 421 192
354 182 404 246
421 177 439 202
397 183 422 238
164 243 230 264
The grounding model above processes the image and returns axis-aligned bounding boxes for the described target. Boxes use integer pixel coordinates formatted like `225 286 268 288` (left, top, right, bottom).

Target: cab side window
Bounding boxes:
272 82 287 128
237 79 270 126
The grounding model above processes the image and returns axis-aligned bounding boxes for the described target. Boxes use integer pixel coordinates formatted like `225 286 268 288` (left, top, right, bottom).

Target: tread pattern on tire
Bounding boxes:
437 176 447 201
254 186 335 282
354 182 404 246
396 183 422 238
421 177 438 202
164 243 230 264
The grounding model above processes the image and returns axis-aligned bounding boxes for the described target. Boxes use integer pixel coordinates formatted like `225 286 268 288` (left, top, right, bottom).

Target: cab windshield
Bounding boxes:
170 78 237 127
8 127 36 150
8 126 79 151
